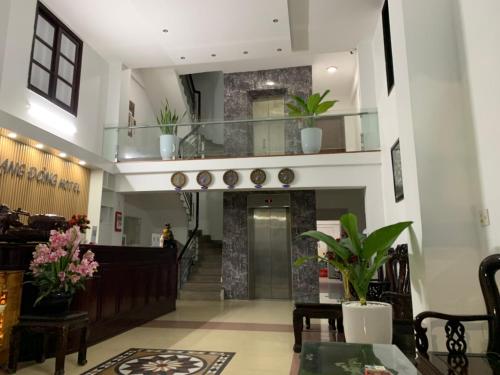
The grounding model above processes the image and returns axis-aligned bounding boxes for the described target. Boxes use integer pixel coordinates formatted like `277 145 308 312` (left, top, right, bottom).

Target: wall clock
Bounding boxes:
223 170 239 188
196 170 213 189
250 169 266 187
171 172 187 190
278 168 295 186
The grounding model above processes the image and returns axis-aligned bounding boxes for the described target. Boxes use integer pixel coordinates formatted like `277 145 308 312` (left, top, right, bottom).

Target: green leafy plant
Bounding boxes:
286 90 338 127
156 99 186 136
295 213 412 305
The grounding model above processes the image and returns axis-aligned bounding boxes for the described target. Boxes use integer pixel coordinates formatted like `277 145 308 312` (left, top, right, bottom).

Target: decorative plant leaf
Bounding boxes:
340 213 362 256
319 89 331 102
286 103 302 116
300 230 350 261
290 95 309 113
306 93 321 113
362 221 413 260
315 101 337 115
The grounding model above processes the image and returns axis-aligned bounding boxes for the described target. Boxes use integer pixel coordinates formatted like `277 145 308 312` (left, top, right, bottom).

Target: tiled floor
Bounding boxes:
13 279 342 375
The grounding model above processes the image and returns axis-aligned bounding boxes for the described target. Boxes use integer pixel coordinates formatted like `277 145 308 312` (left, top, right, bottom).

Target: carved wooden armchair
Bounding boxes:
379 244 413 321
414 254 500 361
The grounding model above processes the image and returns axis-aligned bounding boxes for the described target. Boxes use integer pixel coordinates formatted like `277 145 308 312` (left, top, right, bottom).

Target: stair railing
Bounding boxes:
177 192 199 293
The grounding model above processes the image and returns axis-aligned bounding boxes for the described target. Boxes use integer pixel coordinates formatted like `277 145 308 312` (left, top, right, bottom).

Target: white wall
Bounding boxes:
198 191 223 241
0 0 10 90
124 192 188 246
99 190 125 246
366 0 489 351
113 152 386 233
456 0 500 254
192 71 224 144
0 0 111 156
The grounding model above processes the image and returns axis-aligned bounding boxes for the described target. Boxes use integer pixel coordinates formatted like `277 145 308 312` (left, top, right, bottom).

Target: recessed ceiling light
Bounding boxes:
35 143 44 149
162 29 168 33
243 51 248 55
78 160 87 166
277 48 282 52
211 53 216 57
180 56 186 60
7 132 17 138
327 66 338 74
265 80 275 86
273 18 279 23
59 152 67 158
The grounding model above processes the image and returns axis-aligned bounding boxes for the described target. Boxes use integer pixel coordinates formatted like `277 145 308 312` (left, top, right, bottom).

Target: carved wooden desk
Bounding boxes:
7 311 89 375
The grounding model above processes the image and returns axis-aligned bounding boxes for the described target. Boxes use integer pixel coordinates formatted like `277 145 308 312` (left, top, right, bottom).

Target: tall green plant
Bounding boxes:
156 99 186 136
295 213 412 305
286 90 338 127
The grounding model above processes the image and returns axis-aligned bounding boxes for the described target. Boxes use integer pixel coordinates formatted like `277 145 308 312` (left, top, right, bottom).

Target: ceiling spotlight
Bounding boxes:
265 80 275 86
243 51 248 55
59 152 67 158
211 53 216 57
180 56 186 60
78 160 87 166
7 132 17 139
327 66 338 74
35 143 44 149
273 18 279 23
162 29 168 33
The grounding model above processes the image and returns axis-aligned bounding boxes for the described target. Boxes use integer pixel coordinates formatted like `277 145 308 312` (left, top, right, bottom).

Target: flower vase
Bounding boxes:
35 291 73 315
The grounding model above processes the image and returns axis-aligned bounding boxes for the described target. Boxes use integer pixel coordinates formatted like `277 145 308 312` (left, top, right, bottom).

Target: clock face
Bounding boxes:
278 168 295 185
196 170 212 187
223 170 239 187
171 172 187 189
250 169 266 185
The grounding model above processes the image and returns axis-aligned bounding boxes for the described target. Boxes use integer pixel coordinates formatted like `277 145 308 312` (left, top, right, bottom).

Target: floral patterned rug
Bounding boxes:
81 348 235 375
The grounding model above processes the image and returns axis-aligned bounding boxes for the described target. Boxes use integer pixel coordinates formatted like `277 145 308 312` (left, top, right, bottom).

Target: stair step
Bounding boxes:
179 289 222 300
189 274 221 283
183 282 220 291
190 268 221 276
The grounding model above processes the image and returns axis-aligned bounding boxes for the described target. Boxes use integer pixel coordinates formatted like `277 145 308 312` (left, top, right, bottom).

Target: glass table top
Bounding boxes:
299 342 419 375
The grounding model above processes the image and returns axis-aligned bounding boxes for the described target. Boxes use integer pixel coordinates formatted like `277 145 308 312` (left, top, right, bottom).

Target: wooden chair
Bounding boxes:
414 254 500 362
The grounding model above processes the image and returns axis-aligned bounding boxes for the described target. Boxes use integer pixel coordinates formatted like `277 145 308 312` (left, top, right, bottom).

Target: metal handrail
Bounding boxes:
177 192 199 290
103 111 378 130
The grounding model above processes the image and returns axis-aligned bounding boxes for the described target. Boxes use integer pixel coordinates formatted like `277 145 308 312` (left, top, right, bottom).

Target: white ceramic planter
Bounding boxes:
342 301 393 344
301 127 322 154
160 134 179 160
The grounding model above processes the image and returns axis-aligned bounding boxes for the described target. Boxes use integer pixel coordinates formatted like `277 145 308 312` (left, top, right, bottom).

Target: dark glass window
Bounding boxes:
382 0 394 95
28 2 83 115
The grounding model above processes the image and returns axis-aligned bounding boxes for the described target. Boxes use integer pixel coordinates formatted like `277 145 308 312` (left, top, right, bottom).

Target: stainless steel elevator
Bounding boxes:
248 194 291 299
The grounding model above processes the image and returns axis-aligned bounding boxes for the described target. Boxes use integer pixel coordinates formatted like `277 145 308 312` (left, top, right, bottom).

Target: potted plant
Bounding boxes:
157 99 185 160
286 90 338 154
28 226 99 313
296 213 412 344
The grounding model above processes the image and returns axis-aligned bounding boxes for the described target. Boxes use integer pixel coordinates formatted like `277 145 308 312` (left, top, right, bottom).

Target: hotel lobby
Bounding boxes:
0 0 499 374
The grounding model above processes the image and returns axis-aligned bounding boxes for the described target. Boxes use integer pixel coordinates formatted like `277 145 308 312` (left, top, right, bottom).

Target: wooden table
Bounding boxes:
7 311 89 375
293 294 343 353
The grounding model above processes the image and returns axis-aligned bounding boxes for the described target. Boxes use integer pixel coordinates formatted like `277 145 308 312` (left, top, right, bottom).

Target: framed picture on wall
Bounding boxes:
128 100 136 138
114 211 123 232
391 139 404 202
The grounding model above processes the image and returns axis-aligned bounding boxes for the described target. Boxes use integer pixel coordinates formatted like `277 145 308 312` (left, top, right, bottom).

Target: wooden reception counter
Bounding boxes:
0 244 177 345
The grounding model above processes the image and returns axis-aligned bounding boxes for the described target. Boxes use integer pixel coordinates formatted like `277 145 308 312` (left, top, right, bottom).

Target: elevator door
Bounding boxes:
252 208 291 299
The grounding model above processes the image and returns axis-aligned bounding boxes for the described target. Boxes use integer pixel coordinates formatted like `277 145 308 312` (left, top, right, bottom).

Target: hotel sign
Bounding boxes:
0 158 81 193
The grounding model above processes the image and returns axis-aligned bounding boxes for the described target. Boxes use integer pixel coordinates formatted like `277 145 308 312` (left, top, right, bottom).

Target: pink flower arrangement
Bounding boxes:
29 226 99 304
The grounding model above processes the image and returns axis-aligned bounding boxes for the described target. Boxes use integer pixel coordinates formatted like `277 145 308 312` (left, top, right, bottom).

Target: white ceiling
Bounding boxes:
42 0 382 70
41 0 382 107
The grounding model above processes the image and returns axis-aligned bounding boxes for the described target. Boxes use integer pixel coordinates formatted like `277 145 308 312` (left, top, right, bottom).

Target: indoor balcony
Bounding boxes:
102 111 380 163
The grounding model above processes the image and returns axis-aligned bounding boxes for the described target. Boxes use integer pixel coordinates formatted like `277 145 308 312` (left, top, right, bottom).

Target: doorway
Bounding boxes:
248 194 291 299
252 96 285 156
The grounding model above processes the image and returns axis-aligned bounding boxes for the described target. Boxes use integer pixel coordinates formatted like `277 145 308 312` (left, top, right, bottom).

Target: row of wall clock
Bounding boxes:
171 168 295 190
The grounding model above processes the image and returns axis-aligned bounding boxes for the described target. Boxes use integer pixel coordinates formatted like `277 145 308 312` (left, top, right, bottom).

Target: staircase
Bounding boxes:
178 235 223 300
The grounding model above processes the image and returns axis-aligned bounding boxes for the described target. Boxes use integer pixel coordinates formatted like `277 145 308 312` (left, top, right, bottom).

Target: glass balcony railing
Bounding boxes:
102 111 379 162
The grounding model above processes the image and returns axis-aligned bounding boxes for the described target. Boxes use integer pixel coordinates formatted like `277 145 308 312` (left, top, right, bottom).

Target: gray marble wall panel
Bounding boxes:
222 190 318 299
223 66 312 156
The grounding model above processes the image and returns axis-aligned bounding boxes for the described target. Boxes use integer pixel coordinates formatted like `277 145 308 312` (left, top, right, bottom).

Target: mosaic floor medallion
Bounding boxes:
81 348 235 375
